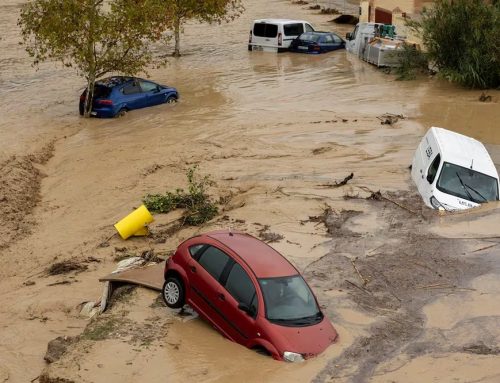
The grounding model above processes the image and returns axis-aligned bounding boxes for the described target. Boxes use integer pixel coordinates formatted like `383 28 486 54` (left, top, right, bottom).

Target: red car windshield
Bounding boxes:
259 276 322 326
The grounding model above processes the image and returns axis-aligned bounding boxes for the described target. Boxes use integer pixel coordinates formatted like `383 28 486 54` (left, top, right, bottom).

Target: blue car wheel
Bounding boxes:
116 108 128 118
165 95 177 104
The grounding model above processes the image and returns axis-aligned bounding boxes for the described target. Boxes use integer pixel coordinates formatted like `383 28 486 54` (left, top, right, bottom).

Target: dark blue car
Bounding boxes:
289 32 345 54
79 76 178 118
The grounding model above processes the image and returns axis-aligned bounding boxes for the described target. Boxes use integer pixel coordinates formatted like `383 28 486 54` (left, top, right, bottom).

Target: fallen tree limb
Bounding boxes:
345 279 372 295
470 243 499 253
318 173 354 188
357 186 419 216
351 257 369 286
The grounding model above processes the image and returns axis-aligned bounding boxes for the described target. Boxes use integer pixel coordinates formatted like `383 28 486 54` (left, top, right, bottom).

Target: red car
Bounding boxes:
162 230 338 361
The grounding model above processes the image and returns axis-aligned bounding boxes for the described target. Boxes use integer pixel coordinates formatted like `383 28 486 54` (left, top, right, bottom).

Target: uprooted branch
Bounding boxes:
357 186 419 216
318 173 354 188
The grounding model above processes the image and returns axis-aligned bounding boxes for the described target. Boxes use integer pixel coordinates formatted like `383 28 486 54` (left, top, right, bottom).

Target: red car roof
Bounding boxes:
206 230 298 278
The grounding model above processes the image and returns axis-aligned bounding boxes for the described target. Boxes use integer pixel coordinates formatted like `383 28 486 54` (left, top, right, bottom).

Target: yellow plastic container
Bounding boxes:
114 205 154 240
133 226 149 237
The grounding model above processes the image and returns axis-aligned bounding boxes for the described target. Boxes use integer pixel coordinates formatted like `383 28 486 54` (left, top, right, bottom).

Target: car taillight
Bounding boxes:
97 99 113 105
80 94 86 102
278 32 282 46
249 30 252 43
313 44 320 51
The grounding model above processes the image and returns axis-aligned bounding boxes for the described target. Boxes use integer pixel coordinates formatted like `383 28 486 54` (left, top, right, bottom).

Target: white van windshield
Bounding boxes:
253 23 278 38
437 162 499 203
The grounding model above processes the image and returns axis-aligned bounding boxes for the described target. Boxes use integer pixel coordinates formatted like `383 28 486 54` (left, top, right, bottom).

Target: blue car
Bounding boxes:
289 32 345 54
79 76 178 118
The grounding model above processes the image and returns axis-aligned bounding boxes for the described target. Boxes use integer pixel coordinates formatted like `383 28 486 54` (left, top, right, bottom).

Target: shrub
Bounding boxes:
395 43 430 81
412 0 500 88
143 166 218 226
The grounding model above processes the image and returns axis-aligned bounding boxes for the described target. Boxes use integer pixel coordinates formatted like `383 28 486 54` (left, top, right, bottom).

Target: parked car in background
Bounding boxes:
248 19 315 52
289 31 345 54
79 76 178 118
411 127 499 211
162 230 338 361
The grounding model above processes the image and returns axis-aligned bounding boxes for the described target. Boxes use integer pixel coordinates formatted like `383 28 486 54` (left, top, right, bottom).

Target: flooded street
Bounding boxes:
1 0 499 382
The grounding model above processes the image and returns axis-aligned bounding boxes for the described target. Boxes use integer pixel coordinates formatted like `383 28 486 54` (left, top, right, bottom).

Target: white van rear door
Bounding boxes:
252 22 278 49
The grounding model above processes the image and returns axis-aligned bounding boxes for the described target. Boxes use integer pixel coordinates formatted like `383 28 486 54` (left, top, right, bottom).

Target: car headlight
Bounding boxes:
430 196 445 211
283 351 304 363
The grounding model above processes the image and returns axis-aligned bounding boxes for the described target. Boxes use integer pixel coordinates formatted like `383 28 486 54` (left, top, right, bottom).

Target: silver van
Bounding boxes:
248 19 315 52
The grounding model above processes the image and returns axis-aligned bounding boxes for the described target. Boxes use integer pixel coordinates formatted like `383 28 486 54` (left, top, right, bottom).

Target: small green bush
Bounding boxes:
412 0 500 88
143 166 218 226
395 43 430 81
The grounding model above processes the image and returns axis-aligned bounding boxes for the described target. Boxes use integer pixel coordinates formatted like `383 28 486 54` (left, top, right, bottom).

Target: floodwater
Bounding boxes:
0 0 499 382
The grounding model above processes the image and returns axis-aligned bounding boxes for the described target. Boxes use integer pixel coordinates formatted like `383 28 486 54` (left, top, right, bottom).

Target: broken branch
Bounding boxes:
351 257 369 286
345 279 372 295
318 173 354 188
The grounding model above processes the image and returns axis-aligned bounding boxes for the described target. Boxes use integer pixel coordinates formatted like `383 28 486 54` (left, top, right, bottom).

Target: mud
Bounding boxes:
46 260 88 276
44 336 79 364
1 0 499 382
309 193 489 382
0 142 54 250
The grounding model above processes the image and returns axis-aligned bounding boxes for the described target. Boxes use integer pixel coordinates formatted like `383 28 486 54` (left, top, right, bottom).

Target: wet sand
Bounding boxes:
1 0 499 382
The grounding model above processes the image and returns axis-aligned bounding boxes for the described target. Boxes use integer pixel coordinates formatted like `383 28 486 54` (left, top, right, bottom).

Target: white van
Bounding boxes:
248 19 315 52
411 127 499 211
345 22 404 67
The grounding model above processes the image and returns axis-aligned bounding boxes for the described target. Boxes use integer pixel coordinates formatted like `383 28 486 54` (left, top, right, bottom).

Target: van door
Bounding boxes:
252 22 278 50
346 24 359 53
283 23 305 47
422 154 441 204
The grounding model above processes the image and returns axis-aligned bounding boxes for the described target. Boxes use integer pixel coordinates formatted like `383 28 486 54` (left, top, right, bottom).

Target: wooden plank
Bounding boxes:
99 262 164 291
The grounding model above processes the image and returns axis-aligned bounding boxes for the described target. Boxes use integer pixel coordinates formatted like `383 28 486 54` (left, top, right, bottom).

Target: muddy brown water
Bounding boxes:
1 0 500 382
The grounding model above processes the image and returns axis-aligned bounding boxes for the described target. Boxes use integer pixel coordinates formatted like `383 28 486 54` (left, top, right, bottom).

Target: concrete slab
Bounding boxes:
99 262 165 291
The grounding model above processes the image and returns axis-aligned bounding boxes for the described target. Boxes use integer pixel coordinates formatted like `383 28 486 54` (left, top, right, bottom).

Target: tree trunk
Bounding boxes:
84 73 95 118
173 16 181 57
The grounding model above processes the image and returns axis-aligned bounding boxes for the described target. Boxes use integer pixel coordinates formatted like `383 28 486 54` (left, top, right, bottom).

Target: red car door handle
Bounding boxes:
218 293 225 301
190 266 196 273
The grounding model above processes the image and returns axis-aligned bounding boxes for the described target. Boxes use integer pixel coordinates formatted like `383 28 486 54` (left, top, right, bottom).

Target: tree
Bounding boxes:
164 0 244 57
410 0 500 88
18 0 168 117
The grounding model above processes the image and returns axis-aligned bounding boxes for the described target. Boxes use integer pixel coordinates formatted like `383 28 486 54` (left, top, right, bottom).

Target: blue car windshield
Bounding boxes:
437 162 499 203
259 275 322 326
299 33 321 42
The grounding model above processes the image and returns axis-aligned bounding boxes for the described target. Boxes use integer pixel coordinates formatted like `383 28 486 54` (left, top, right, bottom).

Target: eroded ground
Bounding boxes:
1 0 499 382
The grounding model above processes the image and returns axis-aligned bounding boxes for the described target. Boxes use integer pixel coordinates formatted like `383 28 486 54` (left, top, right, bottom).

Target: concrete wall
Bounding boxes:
359 0 434 44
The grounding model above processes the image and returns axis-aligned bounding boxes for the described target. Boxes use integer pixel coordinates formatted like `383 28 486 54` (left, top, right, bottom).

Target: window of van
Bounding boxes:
351 25 359 40
253 23 278 38
284 23 304 36
426 154 440 184
305 23 314 32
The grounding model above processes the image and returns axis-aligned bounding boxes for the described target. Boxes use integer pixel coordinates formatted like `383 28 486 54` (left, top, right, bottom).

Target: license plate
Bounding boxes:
252 46 263 51
298 46 308 50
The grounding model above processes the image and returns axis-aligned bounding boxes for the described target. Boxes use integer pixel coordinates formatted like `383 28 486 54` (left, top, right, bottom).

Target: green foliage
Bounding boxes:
18 0 168 116
395 43 430 81
411 0 500 88
143 166 218 226
82 316 124 341
163 0 244 56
